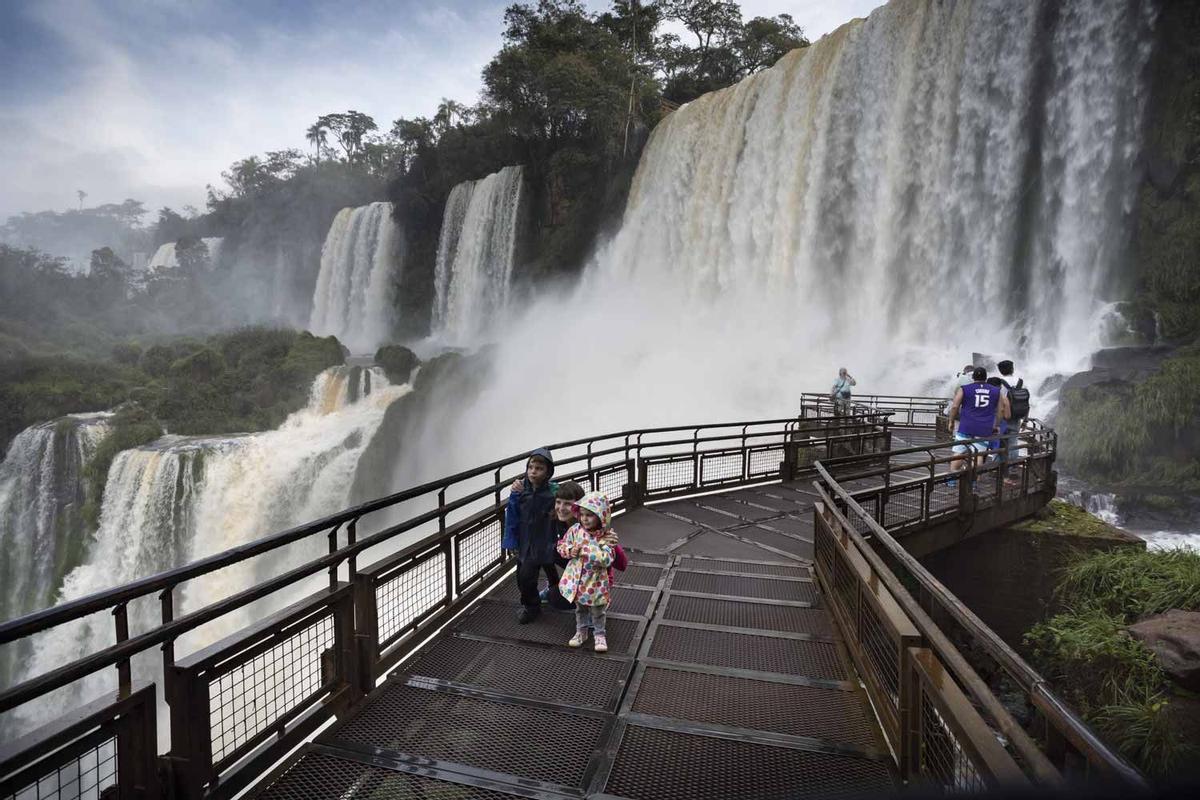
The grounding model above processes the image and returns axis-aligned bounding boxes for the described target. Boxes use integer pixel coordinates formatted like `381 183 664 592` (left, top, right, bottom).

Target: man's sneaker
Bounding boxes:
517 606 539 624
568 630 587 648
594 634 608 653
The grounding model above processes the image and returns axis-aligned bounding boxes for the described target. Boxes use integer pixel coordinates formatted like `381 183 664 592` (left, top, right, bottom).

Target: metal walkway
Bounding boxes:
251 483 897 800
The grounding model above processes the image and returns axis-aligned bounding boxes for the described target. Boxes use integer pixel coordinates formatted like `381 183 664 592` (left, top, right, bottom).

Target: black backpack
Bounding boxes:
1005 379 1030 419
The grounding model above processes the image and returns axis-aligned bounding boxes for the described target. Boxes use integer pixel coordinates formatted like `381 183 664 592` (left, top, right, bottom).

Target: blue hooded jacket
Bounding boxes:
502 447 559 563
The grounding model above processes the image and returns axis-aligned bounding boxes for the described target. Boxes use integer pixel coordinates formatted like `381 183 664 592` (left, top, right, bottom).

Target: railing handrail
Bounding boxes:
812 460 1147 788
0 411 891 646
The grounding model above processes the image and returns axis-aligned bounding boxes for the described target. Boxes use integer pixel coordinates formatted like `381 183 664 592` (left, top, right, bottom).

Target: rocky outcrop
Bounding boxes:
1126 610 1200 692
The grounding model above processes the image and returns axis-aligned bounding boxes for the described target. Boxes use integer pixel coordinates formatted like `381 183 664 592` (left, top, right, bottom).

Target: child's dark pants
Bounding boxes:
517 560 572 610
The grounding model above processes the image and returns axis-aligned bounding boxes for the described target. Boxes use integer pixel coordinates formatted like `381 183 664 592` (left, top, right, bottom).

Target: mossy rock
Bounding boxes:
1009 500 1137 541
375 345 419 384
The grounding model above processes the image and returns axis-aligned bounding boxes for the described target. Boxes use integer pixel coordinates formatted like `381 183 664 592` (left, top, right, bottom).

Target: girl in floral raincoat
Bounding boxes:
557 491 615 652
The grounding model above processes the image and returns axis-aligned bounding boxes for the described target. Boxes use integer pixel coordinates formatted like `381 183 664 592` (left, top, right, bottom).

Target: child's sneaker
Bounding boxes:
538 587 549 604
568 630 587 648
594 634 608 653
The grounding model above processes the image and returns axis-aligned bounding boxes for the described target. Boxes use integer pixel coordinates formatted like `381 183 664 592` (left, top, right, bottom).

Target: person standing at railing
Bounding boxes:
503 448 572 623
997 359 1030 466
946 367 1009 483
830 367 857 416
558 492 616 652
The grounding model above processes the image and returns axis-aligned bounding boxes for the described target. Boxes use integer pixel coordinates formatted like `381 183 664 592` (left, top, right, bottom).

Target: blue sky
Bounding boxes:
0 0 881 220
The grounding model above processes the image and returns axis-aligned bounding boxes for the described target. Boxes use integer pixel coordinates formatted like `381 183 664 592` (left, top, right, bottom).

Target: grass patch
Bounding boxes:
1009 500 1129 539
1025 547 1200 778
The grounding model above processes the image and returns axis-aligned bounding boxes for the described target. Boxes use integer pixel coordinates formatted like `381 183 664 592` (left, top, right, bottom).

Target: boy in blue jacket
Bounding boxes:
503 447 571 622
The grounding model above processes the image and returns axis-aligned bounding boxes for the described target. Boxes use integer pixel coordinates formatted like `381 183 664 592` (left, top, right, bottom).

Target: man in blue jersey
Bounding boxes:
946 367 1010 478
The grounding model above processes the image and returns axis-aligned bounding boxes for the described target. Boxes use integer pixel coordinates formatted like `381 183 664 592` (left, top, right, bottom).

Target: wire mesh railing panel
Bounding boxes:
456 517 501 590
919 687 985 793
2 735 117 800
859 598 901 710
596 464 628 503
209 611 337 767
645 456 695 495
882 483 925 529
748 446 784 477
377 551 446 648
700 451 743 485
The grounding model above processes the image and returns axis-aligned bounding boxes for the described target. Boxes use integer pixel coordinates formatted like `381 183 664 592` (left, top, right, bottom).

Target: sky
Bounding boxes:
0 0 883 221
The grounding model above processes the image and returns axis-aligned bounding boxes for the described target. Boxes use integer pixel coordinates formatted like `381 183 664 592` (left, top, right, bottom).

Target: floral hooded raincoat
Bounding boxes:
556 491 615 606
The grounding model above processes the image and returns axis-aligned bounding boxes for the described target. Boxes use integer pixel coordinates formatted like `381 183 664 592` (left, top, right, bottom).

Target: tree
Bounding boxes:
76 190 87 210
305 121 329 162
735 14 808 74
314 111 379 162
433 99 471 135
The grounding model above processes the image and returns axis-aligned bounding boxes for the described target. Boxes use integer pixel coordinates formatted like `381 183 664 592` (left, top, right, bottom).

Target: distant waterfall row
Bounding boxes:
433 166 525 343
309 203 405 353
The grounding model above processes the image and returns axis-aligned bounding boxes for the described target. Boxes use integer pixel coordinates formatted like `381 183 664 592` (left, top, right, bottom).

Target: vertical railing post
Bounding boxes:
354 571 379 696
116 688 160 800
335 590 361 708
327 524 340 591
113 603 131 697
347 519 358 581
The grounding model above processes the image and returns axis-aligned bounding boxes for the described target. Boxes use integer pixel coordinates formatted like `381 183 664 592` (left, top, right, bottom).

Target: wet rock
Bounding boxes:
1126 610 1200 692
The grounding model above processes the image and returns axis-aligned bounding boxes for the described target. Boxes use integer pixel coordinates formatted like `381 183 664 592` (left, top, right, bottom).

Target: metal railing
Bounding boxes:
811 430 1148 790
0 410 888 800
801 392 948 428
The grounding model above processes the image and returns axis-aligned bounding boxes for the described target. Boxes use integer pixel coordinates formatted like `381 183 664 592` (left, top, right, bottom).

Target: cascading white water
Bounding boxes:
7 366 409 735
309 203 404 353
433 166 524 343
0 413 111 688
145 237 224 272
0 414 111 622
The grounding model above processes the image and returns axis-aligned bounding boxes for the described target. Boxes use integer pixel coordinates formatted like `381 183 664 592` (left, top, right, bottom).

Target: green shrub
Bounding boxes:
1055 547 1200 619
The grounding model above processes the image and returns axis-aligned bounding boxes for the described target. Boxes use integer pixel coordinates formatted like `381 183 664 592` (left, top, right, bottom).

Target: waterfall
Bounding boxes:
0 414 110 687
433 166 524 343
145 237 223 272
7 366 409 735
309 203 404 353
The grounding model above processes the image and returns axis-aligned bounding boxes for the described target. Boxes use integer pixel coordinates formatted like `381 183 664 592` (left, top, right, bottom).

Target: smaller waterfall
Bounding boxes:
0 413 111 620
309 203 405 353
145 237 224 272
433 166 524 343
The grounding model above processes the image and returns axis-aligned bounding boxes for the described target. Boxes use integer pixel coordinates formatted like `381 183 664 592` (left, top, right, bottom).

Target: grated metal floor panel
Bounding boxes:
731 525 815 559
404 635 626 709
671 569 819 603
249 750 525 799
608 586 653 616
674 530 787 560
456 601 639 653
605 725 895 800
647 624 847 680
620 563 665 587
616 509 700 550
663 594 835 637
695 496 779 521
754 514 815 537
654 501 745 530
328 683 604 788
677 556 808 577
632 666 882 749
